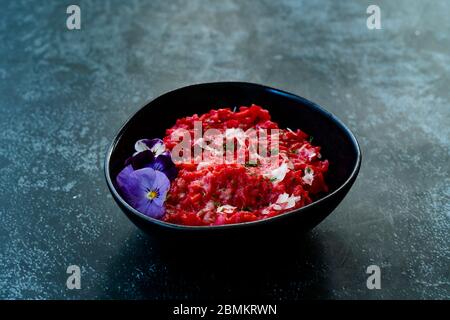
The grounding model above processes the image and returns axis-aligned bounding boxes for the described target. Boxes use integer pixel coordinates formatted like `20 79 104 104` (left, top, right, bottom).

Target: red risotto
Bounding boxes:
161 105 329 226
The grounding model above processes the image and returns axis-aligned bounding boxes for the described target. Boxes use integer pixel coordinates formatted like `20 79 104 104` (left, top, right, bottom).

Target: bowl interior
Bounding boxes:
106 82 360 227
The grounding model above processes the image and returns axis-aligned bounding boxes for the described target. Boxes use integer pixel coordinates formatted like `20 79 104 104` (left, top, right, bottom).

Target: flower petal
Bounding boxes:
276 192 289 204
134 138 166 156
217 204 237 214
302 167 314 185
264 162 289 184
147 170 170 207
135 139 150 153
116 165 135 196
132 167 157 186
273 204 282 211
126 150 155 170
134 197 165 219
145 204 165 219
149 151 178 181
135 139 157 152
116 165 152 208
151 141 166 157
273 192 300 210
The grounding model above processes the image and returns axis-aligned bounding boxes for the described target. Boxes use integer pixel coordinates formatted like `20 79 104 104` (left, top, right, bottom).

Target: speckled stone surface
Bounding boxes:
0 0 449 299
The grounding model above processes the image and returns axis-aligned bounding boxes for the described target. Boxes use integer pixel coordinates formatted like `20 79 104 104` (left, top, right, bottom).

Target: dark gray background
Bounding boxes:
0 0 449 299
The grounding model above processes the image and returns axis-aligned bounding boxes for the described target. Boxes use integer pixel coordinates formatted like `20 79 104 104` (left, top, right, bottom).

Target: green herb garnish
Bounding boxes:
245 162 258 167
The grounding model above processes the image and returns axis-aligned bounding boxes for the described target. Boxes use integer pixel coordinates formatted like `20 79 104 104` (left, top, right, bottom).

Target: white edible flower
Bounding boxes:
302 167 314 185
272 193 301 211
216 204 237 214
264 162 289 184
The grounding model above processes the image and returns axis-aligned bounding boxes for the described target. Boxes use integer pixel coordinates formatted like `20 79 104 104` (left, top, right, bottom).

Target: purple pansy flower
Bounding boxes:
125 139 178 181
116 138 178 218
116 166 170 219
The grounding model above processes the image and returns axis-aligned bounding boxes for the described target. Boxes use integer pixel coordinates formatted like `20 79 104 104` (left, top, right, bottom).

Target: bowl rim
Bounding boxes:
104 81 362 231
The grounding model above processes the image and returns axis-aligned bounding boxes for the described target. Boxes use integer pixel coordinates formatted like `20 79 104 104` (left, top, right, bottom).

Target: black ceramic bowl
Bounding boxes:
105 82 361 238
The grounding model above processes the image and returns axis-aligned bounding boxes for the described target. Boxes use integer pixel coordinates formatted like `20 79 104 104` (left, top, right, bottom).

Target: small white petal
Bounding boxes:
285 198 298 209
217 204 237 214
302 168 314 185
267 162 289 183
298 145 316 161
276 192 289 204
151 142 165 157
273 193 301 210
135 140 151 153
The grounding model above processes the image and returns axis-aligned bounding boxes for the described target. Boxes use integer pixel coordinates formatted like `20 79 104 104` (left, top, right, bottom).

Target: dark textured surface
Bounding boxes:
0 0 449 299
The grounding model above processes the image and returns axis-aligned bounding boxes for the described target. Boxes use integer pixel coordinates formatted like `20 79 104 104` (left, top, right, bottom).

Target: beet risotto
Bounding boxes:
159 105 329 226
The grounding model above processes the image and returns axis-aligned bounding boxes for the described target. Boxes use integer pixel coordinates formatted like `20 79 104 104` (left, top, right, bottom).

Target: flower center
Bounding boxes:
147 190 159 200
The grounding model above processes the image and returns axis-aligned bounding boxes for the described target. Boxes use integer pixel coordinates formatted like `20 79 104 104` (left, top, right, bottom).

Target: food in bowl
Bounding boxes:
115 105 329 226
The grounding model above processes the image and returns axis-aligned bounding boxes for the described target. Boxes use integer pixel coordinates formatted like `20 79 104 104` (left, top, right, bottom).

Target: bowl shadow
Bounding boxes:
102 229 330 300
